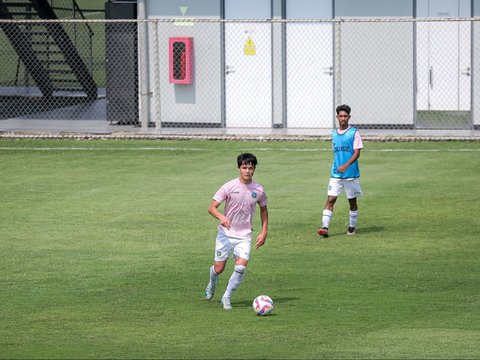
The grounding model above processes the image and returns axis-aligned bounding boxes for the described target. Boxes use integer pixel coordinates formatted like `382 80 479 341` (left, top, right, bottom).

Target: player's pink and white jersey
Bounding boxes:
213 178 267 239
335 126 364 150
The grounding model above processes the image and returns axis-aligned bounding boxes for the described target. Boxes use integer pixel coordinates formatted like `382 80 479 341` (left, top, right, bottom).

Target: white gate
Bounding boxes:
286 23 333 128
416 0 471 112
224 0 272 128
224 23 272 128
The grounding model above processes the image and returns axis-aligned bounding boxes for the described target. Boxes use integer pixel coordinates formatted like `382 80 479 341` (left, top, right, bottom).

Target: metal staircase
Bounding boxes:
0 0 97 99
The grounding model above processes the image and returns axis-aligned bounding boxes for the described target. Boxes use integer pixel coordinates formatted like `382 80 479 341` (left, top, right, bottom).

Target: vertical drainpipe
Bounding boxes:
137 0 150 129
334 19 341 128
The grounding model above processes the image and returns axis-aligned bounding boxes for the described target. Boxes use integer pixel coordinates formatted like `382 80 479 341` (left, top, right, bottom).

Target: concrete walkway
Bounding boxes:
1 95 479 140
1 117 479 141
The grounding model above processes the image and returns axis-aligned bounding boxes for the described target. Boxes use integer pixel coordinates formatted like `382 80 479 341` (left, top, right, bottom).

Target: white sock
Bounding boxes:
322 209 333 228
223 265 246 299
349 210 358 228
209 265 218 284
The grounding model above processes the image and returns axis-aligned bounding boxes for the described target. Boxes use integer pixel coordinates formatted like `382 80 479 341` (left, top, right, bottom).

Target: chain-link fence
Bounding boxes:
0 17 479 136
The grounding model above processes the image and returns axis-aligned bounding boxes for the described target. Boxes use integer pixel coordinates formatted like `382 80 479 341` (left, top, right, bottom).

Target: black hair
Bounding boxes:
336 104 351 115
237 153 258 168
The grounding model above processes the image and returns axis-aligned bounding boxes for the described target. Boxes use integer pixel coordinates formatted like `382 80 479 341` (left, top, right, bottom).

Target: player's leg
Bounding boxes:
205 233 231 300
346 197 358 235
221 240 250 310
318 179 342 237
318 196 337 237
345 179 362 235
205 260 226 300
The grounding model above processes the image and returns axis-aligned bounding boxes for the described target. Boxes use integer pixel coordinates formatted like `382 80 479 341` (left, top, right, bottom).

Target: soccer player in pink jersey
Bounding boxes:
204 153 269 310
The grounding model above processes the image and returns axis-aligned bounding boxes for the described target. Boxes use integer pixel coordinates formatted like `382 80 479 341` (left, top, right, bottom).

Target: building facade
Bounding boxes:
139 0 479 131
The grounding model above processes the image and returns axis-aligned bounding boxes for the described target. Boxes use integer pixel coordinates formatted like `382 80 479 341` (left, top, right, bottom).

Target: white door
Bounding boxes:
224 0 272 128
285 0 333 128
416 0 471 111
286 23 333 128
458 21 471 110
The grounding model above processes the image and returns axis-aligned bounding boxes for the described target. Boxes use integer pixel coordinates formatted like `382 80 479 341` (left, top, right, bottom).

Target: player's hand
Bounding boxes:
337 164 348 173
219 216 231 229
255 233 267 249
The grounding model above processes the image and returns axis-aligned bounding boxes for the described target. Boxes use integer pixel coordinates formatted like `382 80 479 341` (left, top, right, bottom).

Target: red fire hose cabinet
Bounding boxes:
169 37 193 84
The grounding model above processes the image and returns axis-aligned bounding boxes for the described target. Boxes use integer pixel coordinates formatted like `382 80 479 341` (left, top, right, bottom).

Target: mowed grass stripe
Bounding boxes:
0 139 479 359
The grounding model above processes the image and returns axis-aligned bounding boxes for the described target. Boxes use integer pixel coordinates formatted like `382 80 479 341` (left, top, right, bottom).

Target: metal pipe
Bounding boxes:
137 0 150 129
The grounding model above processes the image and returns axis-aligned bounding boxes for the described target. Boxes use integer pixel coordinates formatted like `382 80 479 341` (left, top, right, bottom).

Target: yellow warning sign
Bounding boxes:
244 37 256 55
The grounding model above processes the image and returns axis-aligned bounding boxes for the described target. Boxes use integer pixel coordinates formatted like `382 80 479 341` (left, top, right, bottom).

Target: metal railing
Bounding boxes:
0 17 479 137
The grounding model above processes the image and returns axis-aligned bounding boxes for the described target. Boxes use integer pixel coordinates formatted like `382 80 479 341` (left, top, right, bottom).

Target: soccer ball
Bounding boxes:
252 295 274 316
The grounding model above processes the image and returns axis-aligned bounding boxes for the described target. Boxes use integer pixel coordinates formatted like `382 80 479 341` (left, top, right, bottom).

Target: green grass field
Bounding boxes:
1 139 479 359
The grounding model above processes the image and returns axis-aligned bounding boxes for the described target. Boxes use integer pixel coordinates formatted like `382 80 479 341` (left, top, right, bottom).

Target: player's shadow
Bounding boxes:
359 226 384 234
235 296 299 308
325 225 384 238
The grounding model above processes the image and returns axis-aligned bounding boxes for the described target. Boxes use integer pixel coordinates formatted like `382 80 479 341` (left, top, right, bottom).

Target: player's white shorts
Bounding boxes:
214 232 251 262
327 177 363 199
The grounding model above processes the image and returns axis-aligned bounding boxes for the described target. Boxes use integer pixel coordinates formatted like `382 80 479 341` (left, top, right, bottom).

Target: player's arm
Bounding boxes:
338 130 363 173
337 148 361 173
208 200 231 229
255 205 268 249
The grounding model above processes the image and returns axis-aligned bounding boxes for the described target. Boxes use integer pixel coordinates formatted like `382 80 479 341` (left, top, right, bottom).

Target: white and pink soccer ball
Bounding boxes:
252 295 274 316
